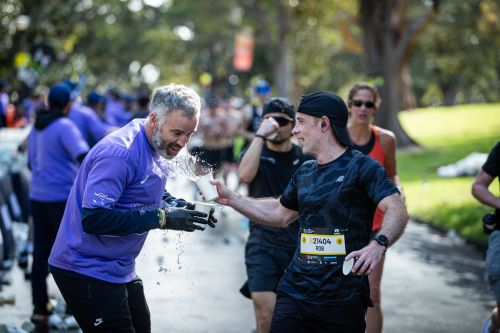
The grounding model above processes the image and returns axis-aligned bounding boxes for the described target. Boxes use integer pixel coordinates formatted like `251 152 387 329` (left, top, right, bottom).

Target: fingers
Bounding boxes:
185 202 195 210
189 210 208 218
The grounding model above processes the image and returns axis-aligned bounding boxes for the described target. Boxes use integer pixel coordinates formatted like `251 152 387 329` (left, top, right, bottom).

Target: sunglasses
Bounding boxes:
265 116 293 127
351 100 375 109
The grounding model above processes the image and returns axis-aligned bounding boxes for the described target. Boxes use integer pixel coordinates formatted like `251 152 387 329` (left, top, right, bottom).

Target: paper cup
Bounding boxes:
342 258 355 275
194 202 214 220
267 132 279 140
195 174 219 201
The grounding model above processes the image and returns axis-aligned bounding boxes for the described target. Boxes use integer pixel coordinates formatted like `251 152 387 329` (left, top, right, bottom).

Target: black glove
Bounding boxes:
184 202 217 228
161 207 209 232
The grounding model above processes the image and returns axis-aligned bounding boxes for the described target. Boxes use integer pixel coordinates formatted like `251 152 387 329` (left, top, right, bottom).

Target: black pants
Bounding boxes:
270 295 366 333
30 200 66 311
52 270 151 333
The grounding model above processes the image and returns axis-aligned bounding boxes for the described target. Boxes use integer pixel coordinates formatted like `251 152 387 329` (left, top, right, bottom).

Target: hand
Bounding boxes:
161 207 209 232
345 241 386 276
184 202 217 228
256 117 279 137
210 179 235 206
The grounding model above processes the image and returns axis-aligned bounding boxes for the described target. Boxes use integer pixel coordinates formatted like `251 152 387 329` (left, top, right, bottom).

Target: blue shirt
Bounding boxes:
49 119 169 283
28 118 89 202
68 104 111 147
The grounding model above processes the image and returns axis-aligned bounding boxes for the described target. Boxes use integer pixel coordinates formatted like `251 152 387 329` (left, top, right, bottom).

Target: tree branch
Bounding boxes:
395 0 439 67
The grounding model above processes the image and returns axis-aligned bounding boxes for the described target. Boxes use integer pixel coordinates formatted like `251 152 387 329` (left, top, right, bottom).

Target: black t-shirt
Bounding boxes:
483 142 500 216
241 144 312 249
278 148 398 305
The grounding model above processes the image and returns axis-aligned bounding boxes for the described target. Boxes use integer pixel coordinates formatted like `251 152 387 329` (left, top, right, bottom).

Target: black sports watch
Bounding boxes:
374 234 389 248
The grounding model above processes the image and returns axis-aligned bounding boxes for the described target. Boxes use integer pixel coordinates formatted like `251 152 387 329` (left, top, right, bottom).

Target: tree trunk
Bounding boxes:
272 0 291 98
359 0 438 147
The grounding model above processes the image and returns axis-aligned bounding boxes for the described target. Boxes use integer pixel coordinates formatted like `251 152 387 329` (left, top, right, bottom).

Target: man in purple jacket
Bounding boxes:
48 84 217 333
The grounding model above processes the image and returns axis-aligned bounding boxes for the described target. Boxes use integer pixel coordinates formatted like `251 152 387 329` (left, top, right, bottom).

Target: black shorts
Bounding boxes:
241 244 295 298
51 267 151 333
270 295 367 333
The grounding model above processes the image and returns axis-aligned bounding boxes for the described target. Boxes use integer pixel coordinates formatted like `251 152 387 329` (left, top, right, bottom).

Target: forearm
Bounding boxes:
227 192 288 227
81 207 160 236
472 183 500 209
238 137 265 183
377 199 408 247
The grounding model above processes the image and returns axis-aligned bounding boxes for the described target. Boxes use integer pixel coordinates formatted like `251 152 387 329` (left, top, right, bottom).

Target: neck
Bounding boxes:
316 136 347 164
267 137 293 152
348 122 371 146
143 117 155 147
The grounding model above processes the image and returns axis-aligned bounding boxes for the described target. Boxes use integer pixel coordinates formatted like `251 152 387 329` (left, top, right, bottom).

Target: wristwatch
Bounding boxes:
374 234 389 248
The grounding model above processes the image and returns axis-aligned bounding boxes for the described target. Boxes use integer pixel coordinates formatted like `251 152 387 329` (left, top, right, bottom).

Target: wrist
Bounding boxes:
254 133 266 141
158 209 166 228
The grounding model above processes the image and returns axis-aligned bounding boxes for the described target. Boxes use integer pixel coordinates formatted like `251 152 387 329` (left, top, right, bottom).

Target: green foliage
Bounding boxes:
398 104 500 242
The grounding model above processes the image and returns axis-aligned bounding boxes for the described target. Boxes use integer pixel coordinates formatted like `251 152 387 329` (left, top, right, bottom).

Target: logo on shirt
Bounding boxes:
94 318 104 326
93 192 115 206
293 158 300 165
140 175 149 184
335 176 345 183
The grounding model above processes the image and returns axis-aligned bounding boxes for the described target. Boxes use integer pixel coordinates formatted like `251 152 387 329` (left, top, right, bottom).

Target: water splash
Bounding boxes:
168 152 213 181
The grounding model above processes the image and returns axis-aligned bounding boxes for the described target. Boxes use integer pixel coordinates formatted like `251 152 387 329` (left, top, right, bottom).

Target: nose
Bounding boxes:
292 124 299 136
177 134 190 147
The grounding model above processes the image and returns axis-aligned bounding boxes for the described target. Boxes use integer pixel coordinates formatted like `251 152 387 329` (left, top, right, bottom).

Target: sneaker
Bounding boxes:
18 250 29 269
482 318 492 333
31 305 52 333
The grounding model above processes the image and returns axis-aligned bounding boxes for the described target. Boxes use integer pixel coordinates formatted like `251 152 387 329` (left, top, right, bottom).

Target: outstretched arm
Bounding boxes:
212 179 298 227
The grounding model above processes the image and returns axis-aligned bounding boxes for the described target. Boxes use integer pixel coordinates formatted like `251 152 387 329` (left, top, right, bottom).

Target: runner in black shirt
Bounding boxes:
212 91 407 333
238 97 312 333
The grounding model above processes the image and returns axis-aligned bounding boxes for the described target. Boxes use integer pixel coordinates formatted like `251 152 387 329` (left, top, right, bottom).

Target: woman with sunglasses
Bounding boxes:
347 82 402 333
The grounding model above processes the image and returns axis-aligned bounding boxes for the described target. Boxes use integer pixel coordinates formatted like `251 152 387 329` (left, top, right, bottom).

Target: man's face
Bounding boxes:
292 112 321 156
153 109 198 159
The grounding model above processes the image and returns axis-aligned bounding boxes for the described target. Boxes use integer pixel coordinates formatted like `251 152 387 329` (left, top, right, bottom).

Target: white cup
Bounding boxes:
266 132 279 140
194 174 219 201
194 202 214 220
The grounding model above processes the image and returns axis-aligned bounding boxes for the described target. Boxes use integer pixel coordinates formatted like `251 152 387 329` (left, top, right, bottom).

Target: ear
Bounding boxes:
320 116 329 131
150 112 158 131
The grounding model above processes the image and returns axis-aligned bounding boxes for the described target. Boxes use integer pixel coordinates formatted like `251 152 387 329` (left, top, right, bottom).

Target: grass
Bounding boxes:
398 104 500 243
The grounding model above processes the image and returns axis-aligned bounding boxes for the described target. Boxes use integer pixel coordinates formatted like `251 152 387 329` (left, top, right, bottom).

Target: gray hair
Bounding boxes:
150 84 201 125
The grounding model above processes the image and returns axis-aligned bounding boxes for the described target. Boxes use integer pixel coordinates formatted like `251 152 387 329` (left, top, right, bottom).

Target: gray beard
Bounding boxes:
153 129 173 159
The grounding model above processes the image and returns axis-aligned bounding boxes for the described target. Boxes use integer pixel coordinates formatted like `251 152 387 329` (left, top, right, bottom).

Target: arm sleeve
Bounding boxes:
81 207 160 235
279 171 299 211
358 156 399 205
81 154 160 235
483 142 500 178
61 122 90 161
161 191 188 208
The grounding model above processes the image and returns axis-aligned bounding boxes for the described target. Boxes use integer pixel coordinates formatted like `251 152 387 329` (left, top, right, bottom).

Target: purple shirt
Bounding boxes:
68 104 111 147
28 118 89 202
49 119 168 283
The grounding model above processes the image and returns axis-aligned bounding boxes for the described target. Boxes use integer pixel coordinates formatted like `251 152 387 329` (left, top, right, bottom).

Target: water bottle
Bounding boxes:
482 213 497 235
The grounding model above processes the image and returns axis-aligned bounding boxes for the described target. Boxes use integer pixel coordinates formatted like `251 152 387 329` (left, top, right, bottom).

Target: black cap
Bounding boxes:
48 83 73 109
262 97 295 120
297 91 352 146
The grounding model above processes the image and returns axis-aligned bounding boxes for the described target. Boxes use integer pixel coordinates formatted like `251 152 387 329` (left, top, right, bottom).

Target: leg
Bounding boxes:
366 255 385 333
251 291 277 333
31 201 65 313
127 277 151 333
320 301 367 333
269 295 309 333
52 270 135 333
490 304 499 333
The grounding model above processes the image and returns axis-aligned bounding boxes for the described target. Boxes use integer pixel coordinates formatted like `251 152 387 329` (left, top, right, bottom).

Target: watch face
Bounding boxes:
376 235 389 247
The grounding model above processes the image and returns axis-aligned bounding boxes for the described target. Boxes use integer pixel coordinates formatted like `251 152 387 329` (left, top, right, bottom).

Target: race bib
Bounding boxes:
299 228 347 265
